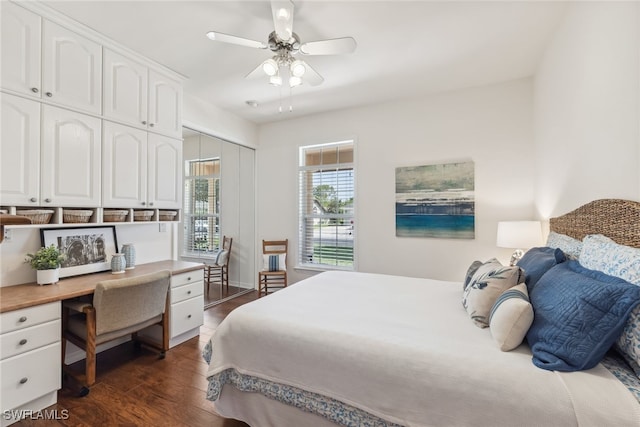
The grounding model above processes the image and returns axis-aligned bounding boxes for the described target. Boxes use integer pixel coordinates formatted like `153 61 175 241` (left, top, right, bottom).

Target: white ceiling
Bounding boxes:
43 1 568 124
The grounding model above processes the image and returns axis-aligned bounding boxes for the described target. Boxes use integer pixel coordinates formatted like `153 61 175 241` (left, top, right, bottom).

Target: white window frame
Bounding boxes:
298 140 355 271
182 157 221 259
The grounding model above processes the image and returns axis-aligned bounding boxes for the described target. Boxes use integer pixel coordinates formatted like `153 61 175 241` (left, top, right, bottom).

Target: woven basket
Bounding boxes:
133 210 154 222
16 209 54 224
103 209 129 223
63 209 93 223
159 210 178 221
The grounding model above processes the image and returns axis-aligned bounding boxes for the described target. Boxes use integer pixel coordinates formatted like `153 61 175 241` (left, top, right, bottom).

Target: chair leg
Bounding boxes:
85 308 97 388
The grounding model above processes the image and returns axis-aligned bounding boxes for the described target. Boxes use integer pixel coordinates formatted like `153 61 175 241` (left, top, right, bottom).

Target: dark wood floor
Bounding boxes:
15 292 259 427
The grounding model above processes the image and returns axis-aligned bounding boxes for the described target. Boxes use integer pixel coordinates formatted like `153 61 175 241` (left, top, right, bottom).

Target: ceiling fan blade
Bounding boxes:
206 31 267 49
301 61 324 86
299 37 357 55
271 0 294 41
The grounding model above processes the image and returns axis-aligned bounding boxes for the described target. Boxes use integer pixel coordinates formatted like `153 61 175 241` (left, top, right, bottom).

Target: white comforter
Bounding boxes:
206 271 640 426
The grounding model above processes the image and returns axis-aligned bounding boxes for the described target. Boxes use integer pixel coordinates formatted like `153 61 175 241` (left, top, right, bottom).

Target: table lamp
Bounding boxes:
497 221 543 266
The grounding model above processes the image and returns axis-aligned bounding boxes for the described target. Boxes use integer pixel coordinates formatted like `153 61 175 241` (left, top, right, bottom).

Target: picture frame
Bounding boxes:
41 226 118 278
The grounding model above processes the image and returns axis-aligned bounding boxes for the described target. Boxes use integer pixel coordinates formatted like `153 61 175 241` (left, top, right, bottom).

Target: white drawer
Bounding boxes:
0 302 61 334
170 281 204 304
170 296 203 337
1 342 61 411
170 269 204 289
0 319 61 361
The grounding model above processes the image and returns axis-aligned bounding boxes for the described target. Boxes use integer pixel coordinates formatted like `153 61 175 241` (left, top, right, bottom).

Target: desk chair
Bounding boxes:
258 239 288 297
205 236 233 296
61 270 171 396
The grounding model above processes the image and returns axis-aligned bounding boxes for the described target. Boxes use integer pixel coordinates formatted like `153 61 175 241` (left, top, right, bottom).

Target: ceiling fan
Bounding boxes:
206 0 357 88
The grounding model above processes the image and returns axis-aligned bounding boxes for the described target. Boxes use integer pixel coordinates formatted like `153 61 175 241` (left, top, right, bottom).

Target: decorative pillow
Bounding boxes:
617 305 640 377
489 283 534 351
263 254 286 272
580 234 640 286
463 260 484 291
516 247 566 293
546 231 582 259
215 250 229 266
462 258 524 328
526 260 640 372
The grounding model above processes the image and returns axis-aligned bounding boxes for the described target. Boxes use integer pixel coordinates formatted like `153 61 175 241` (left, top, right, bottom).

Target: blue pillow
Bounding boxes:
516 247 566 293
526 260 640 372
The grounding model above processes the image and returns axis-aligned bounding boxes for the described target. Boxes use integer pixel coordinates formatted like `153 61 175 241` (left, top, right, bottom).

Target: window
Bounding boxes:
183 158 220 257
299 141 355 269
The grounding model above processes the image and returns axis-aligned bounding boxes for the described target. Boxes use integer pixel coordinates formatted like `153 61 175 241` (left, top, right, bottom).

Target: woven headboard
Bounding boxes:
549 199 640 249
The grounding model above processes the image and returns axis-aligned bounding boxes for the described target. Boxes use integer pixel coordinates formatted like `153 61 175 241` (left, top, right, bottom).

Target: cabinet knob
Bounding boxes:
187 290 191 295
19 339 27 345
187 277 191 281
19 377 28 384
141 202 146 206
29 197 37 203
44 198 51 203
149 123 155 127
149 202 154 207
142 121 147 125
18 316 27 323
45 92 53 97
187 314 192 319
31 87 39 93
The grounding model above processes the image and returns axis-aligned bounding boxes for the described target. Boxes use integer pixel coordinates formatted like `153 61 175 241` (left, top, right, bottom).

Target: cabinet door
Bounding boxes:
103 49 148 129
0 94 41 206
1 2 41 97
148 134 182 209
102 121 147 208
148 70 182 138
41 105 101 207
42 20 102 114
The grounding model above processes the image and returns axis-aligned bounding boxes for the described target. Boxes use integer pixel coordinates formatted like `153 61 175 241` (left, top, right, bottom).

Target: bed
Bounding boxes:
204 199 640 426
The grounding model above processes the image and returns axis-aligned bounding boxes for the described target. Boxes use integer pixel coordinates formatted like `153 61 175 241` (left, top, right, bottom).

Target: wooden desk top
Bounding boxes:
0 260 204 313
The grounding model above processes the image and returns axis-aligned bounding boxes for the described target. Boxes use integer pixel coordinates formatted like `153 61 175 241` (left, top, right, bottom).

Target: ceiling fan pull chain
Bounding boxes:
289 85 293 112
278 84 283 113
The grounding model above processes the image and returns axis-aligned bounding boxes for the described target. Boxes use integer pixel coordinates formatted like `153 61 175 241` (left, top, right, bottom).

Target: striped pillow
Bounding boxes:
489 283 534 351
263 254 286 272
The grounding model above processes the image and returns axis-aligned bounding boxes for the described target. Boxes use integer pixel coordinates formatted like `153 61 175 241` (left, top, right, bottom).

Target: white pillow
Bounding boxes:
546 231 582 259
489 283 534 351
263 254 286 271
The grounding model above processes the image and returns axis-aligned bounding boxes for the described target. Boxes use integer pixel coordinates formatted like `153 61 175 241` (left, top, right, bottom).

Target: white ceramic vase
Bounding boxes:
37 268 59 285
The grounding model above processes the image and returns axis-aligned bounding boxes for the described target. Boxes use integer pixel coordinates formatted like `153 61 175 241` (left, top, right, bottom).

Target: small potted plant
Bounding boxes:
25 244 65 285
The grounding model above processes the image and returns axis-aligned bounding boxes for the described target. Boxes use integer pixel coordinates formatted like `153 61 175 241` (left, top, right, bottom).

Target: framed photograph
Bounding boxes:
396 161 475 239
41 226 118 278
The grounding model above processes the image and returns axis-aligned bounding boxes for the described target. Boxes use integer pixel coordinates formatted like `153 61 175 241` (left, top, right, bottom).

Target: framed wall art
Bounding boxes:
395 161 475 239
41 226 118 278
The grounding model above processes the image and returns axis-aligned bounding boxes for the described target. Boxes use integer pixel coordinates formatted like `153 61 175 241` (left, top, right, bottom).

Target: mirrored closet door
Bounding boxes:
181 128 255 308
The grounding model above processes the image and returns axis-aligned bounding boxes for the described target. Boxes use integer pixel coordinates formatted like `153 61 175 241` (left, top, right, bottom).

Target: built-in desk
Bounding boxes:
0 260 204 427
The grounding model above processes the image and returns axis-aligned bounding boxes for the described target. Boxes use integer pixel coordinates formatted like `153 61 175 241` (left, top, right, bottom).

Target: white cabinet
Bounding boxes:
104 49 182 138
1 2 41 98
148 134 182 209
169 270 204 346
103 122 181 209
0 94 41 206
0 302 61 427
41 105 102 207
42 20 102 114
148 70 182 138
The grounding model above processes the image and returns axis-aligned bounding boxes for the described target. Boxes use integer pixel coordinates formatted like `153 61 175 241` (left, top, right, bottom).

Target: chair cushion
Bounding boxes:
215 249 229 266
66 312 163 345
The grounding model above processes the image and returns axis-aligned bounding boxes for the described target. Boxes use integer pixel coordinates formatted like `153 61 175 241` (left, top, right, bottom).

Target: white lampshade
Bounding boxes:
262 59 279 76
290 60 306 77
496 221 543 249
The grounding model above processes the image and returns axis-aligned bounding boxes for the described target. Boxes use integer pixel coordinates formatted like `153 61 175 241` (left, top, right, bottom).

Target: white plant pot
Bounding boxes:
37 268 60 285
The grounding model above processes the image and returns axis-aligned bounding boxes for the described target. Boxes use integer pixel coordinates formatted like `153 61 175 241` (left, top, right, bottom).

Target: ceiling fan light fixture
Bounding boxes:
269 75 283 86
289 76 302 87
290 60 306 77
262 59 279 76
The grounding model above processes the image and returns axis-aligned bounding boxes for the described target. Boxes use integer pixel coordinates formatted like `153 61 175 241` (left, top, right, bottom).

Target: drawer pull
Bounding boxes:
187 290 191 295
19 339 28 345
31 87 39 93
19 377 28 384
18 316 27 323
187 314 192 319
45 92 52 97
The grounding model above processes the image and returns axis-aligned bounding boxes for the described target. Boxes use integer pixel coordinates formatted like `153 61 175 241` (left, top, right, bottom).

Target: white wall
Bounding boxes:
533 1 640 219
257 78 536 283
0 224 172 287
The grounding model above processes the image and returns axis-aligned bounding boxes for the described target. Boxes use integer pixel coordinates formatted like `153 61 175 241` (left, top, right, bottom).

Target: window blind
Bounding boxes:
183 158 220 258
299 141 355 269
